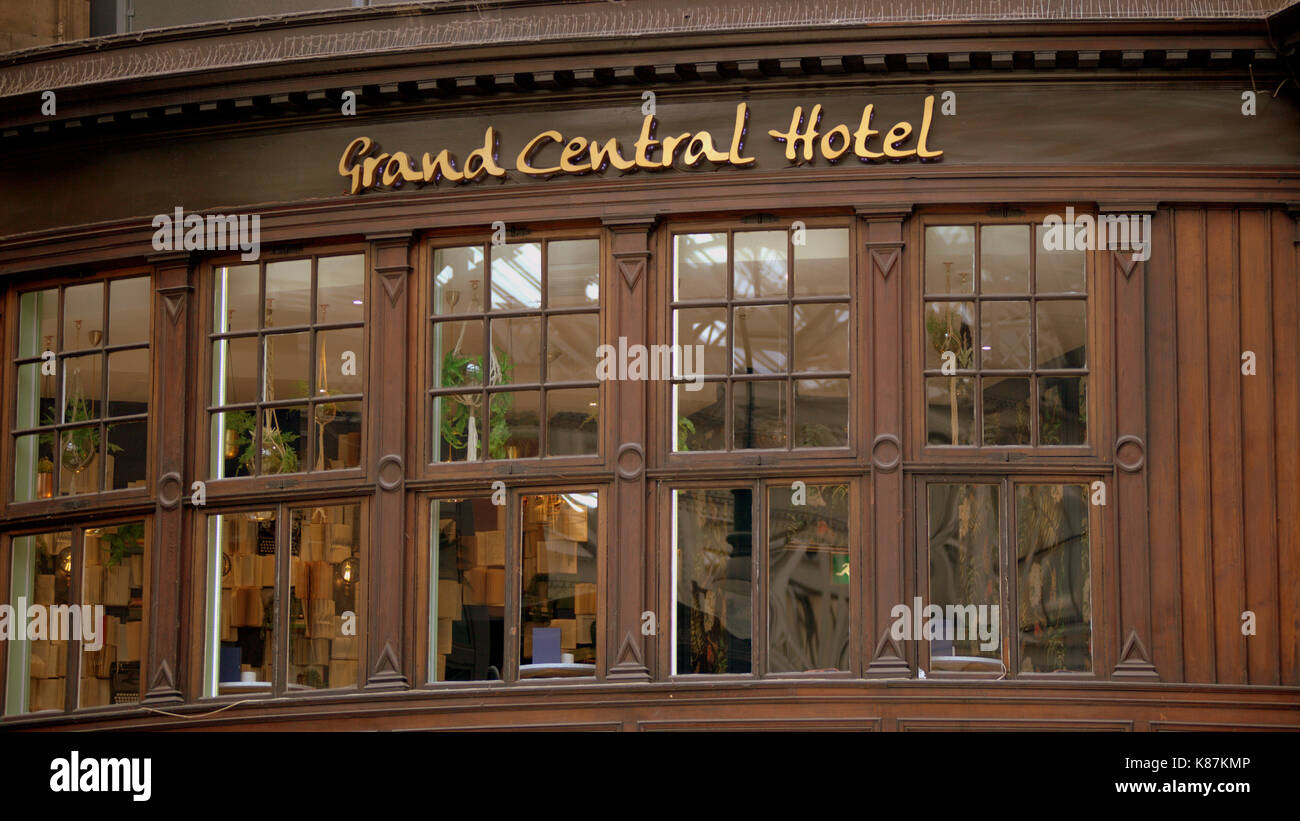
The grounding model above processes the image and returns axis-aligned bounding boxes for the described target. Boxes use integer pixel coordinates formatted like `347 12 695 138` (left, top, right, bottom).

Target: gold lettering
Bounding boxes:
853 105 883 160
768 104 820 162
820 124 851 161
728 103 755 166
683 131 729 166
362 153 391 189
516 130 563 175
465 127 506 180
589 137 635 171
339 136 373 194
633 114 660 168
560 137 591 173
660 133 692 169
422 150 464 183
882 121 915 159
382 152 424 186
916 94 943 159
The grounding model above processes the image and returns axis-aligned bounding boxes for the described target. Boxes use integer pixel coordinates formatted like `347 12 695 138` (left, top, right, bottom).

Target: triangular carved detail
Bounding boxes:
617 257 645 290
380 271 405 306
865 626 912 678
607 630 651 681
1113 629 1160 679
364 641 410 690
870 248 900 280
163 292 185 324
148 658 176 692
1114 250 1139 279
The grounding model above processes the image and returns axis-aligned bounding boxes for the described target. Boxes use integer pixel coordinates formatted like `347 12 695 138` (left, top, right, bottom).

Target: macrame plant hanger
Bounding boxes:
448 279 502 461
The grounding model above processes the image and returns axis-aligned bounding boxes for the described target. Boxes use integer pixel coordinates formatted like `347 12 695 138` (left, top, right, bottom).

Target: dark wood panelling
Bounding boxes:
1277 207 1300 687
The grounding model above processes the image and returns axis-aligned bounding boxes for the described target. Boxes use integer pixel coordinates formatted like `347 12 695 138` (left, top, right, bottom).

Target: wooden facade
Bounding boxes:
0 0 1297 730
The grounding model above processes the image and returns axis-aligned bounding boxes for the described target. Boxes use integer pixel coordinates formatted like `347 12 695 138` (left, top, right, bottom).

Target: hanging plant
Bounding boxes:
438 347 513 459
226 410 299 475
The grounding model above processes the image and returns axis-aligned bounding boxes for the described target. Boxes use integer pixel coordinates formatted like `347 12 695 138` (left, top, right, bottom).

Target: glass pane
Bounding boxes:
793 304 848 372
11 531 73 712
1017 485 1092 672
732 305 786 375
1037 300 1087 369
213 265 260 332
546 313 599 382
734 230 787 298
489 390 540 459
253 406 308 475
733 380 786 449
980 301 1030 370
547 388 598 456
793 228 849 297
206 511 276 694
108 277 150 346
18 288 57 358
674 382 724 452
674 233 727 300
313 400 362 471
926 377 974 445
925 226 974 294
433 320 485 389
767 484 850 672
924 301 974 370
794 378 848 447
432 246 485 315
59 427 101 496
673 488 752 674
433 393 484 463
63 282 103 351
980 225 1030 294
520 493 600 672
1040 376 1087 446
15 361 55 430
1036 224 1086 293
490 242 542 311
14 432 55 502
82 522 146 707
317 254 365 324
548 239 599 307
210 412 248 479
982 377 1031 445
317 327 365 396
263 332 310 401
927 484 1001 670
212 336 259 406
62 353 102 422
490 316 541 385
264 259 312 328
290 504 362 689
673 307 727 377
107 349 149 417
106 421 148 490
431 498 504 681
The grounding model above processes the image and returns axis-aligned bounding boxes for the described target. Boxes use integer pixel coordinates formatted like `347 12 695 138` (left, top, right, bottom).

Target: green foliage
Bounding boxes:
676 416 696 451
226 410 299 474
102 523 144 568
438 347 513 458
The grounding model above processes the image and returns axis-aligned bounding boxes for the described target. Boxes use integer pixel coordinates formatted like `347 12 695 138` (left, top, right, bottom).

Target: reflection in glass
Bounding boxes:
265 259 312 327
675 382 725 452
546 313 598 382
928 484 1000 671
980 225 1030 293
733 380 786 449
1036 225 1086 293
1040 376 1087 445
548 240 599 307
214 265 260 332
980 301 1030 369
1017 485 1091 672
18 288 57 358
924 226 974 294
432 246 485 315
547 388 598 456
734 231 786 299
982 377 1031 445
212 337 259 405
926 377 974 445
673 307 727 377
794 379 848 447
63 283 103 350
674 488 751 674
732 305 786 375
431 498 504 681
490 316 541 384
1037 300 1087 369
109 278 150 346
490 242 542 311
520 493 600 672
793 304 848 372
793 229 849 296
317 254 365 324
767 484 850 672
674 233 727 300
924 302 974 370
490 390 539 458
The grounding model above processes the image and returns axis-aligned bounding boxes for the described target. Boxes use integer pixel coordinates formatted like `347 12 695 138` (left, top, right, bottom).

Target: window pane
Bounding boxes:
548 239 599 307
673 307 727 377
433 393 484 463
794 378 848 447
673 488 752 674
732 305 786 375
14 432 55 502
108 278 150 346
924 302 974 370
1036 225 1086 293
980 301 1030 369
982 377 1031 445
927 484 1001 671
265 259 312 328
251 406 308 475
793 228 849 297
314 400 362 470
489 390 539 459
107 348 149 417
1040 376 1087 445
490 316 541 385
106 421 148 489
433 246 485 316
980 225 1030 293
263 332 310 401
317 327 365 396
733 380 786 449
63 282 103 350
1017 485 1092 672
289 503 362 689
8 531 73 713
82 522 145 707
432 498 504 681
674 233 727 300
793 304 848 372
520 493 599 672
62 353 102 422
433 320 485 389
18 288 57 358
317 254 365 325
59 427 101 495
490 242 542 311
926 377 974 445
211 411 248 479
546 313 598 382
15 361 55 430
205 512 276 695
925 226 974 294
1037 300 1087 369
547 388 598 456
675 382 724 452
734 230 787 299
767 484 850 672
214 265 260 332
212 336 259 406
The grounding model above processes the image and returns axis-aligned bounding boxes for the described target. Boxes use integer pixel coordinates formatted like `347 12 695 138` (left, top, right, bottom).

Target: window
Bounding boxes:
671 227 851 452
921 480 1094 677
4 520 148 714
12 277 150 500
923 223 1088 447
429 490 601 682
209 253 365 478
202 502 364 695
671 482 851 675
430 238 600 463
